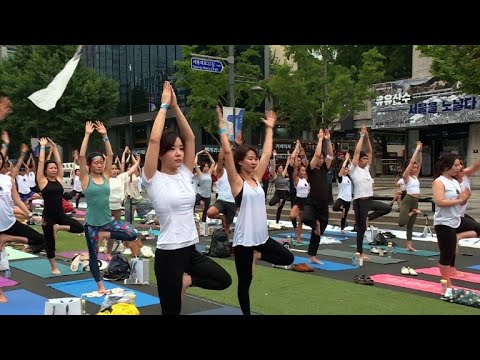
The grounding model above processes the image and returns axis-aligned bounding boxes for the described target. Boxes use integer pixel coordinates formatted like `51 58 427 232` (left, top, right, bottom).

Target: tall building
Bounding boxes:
84 45 185 154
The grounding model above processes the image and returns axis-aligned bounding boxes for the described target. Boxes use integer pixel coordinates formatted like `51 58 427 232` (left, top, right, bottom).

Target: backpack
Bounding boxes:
444 288 480 308
207 228 231 258
103 254 131 281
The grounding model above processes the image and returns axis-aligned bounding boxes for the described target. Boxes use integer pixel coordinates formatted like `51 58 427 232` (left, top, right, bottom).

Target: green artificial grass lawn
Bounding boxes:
43 228 480 315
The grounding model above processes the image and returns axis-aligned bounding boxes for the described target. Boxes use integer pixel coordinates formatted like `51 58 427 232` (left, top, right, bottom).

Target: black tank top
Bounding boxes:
41 179 64 219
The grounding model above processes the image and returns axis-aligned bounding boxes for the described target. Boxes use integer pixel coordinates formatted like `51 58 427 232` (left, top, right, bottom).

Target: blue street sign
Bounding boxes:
191 57 224 73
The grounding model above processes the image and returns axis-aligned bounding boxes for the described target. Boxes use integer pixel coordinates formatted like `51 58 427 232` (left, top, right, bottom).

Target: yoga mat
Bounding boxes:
370 274 477 294
9 259 79 278
323 229 357 238
272 237 310 247
0 289 48 315
276 233 348 242
317 249 407 264
468 265 480 271
47 278 160 307
5 246 38 260
349 244 440 257
190 306 244 315
293 256 358 271
196 244 205 252
416 267 480 283
0 276 18 288
75 210 86 216
58 251 109 261
277 232 310 240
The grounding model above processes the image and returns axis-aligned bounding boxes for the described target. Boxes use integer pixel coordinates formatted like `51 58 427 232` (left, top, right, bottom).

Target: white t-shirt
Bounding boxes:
397 178 406 192
26 171 36 188
459 175 471 217
0 174 16 232
142 164 198 250
337 175 352 202
73 175 83 192
109 172 129 210
434 176 462 228
349 164 373 200
16 174 31 195
405 175 420 194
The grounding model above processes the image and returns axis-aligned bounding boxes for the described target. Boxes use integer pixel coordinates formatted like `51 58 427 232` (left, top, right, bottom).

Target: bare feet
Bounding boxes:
97 282 107 294
51 268 61 275
252 251 261 276
406 247 417 252
341 229 347 234
181 273 192 303
309 256 324 265
0 293 7 303
409 209 421 216
359 254 369 260
296 238 303 244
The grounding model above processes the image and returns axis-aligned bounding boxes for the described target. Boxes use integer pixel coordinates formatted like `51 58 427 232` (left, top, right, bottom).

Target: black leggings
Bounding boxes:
0 220 45 246
269 190 288 223
42 214 84 259
435 225 457 267
302 199 329 256
235 238 294 315
195 194 211 223
332 198 351 230
154 245 231 315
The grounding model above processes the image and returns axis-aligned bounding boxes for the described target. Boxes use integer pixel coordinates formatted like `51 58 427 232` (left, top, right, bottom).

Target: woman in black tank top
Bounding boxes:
37 137 84 275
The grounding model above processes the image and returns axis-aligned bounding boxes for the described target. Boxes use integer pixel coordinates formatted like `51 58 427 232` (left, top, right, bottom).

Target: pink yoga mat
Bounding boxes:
0 276 19 288
416 267 480 284
370 274 477 295
75 210 86 216
58 251 108 261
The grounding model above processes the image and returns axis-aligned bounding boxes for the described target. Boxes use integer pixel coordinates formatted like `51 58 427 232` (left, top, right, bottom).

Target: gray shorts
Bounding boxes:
212 200 236 225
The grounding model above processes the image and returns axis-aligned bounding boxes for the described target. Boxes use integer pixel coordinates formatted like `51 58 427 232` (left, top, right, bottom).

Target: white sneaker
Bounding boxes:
401 266 410 275
140 246 155 258
408 267 418 276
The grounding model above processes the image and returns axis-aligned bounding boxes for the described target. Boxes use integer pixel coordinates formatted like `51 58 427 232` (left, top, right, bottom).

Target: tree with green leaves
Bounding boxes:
174 45 266 143
0 45 120 157
417 45 480 95
266 45 385 137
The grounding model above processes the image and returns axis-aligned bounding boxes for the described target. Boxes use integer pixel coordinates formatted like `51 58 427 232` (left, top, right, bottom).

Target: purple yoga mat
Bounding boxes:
58 251 108 261
0 276 19 288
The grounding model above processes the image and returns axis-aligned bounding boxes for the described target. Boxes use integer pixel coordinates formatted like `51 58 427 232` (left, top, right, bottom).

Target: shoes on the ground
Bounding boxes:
354 275 374 285
401 266 410 275
408 267 418 276
370 247 380 254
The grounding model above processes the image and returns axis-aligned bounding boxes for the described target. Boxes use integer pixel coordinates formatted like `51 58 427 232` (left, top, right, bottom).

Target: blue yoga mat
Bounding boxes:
0 289 48 315
351 244 440 257
293 256 358 271
9 259 79 278
190 306 245 315
47 278 160 307
150 230 160 236
196 244 205 252
276 232 310 240
468 265 480 271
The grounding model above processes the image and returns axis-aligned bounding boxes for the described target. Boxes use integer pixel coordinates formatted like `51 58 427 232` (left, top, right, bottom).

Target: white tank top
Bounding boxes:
295 177 310 198
0 174 16 232
216 169 235 203
233 180 268 247
405 175 420 194
337 176 352 202
433 176 461 228
459 175 471 217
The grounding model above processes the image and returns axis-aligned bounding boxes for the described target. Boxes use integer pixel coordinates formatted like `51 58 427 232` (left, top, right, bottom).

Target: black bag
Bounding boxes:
103 254 131 281
207 228 231 258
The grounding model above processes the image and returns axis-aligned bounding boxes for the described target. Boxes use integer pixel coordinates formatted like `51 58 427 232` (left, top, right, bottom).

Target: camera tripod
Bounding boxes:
420 214 434 238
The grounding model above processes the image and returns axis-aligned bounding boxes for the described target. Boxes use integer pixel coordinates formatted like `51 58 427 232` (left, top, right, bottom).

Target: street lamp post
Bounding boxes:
128 63 134 224
228 45 236 140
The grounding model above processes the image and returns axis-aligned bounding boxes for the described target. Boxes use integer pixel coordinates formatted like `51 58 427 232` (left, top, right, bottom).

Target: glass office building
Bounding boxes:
84 45 185 153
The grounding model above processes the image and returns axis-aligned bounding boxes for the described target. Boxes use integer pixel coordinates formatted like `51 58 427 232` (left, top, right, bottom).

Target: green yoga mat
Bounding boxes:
120 216 142 221
317 249 407 264
5 247 38 260
9 259 80 278
349 244 440 257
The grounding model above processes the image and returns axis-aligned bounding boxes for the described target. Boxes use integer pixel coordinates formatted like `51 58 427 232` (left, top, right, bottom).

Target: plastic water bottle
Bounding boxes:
386 242 393 258
4 269 11 279
272 264 289 270
440 279 448 297
81 299 87 315
128 293 136 305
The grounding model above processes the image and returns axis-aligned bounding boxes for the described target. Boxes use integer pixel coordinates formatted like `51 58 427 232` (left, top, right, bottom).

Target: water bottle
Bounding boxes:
128 293 136 305
4 269 11 279
287 235 292 244
272 264 289 270
81 299 87 315
440 279 447 297
386 242 393 258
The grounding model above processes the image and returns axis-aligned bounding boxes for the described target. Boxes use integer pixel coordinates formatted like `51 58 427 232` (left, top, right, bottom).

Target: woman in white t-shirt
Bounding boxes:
433 153 471 293
332 152 352 233
142 82 231 315
216 105 293 316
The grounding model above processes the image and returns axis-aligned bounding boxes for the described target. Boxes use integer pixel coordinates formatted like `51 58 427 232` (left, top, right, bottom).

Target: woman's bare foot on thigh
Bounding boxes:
252 251 261 276
309 256 323 265
409 209 421 216
182 273 192 303
53 224 60 240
